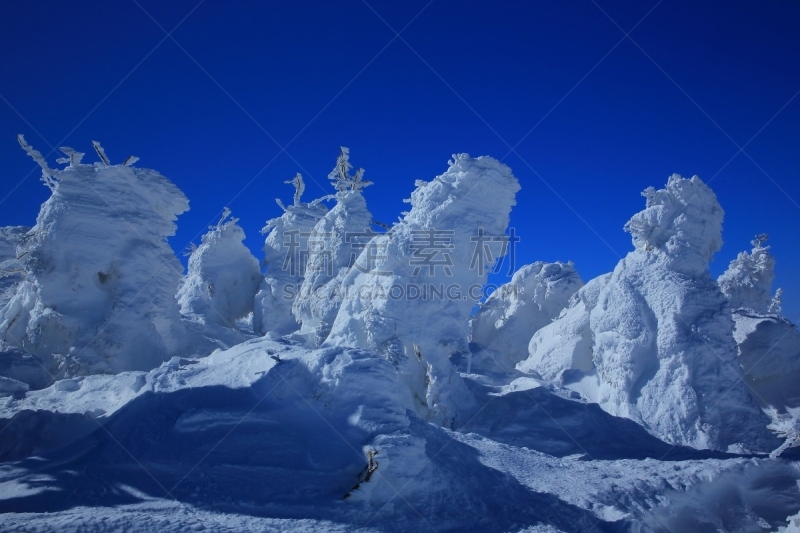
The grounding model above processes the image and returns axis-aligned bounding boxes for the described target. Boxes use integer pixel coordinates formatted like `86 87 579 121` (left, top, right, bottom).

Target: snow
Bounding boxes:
177 208 261 331
471 261 583 372
0 142 191 378
519 174 775 452
718 236 778 313
1 146 799 532
253 175 328 336
326 154 520 426
292 151 374 346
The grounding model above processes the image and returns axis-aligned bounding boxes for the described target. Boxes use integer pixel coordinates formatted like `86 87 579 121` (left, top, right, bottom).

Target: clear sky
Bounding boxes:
1 1 798 318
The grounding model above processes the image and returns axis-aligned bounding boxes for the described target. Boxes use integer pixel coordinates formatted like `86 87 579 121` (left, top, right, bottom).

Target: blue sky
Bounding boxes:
1 1 798 317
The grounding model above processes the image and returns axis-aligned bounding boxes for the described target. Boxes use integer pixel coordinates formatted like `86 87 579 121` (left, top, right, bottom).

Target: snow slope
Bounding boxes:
1 338 798 532
519 174 775 452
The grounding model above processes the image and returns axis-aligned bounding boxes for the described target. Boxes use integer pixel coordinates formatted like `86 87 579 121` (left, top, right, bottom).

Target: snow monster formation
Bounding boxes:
470 261 583 372
327 154 520 426
0 137 190 377
253 173 328 336
718 238 800 455
177 207 261 329
519 174 775 451
293 148 374 346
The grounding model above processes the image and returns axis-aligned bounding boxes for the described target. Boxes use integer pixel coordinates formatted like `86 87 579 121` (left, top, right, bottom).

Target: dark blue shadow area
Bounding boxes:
462 378 753 461
0 360 630 532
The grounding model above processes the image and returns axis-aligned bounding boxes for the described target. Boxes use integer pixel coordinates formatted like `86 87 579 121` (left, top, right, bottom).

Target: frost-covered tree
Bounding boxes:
293 148 374 346
326 154 520 426
518 174 774 452
470 261 583 372
0 138 190 377
177 208 261 329
253 174 328 336
718 235 777 313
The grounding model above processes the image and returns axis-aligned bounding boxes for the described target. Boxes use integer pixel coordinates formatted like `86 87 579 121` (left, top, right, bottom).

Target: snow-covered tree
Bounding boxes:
177 208 261 329
0 140 190 377
718 235 777 313
326 154 520 426
293 148 374 346
253 174 328 336
518 174 774 452
470 261 583 372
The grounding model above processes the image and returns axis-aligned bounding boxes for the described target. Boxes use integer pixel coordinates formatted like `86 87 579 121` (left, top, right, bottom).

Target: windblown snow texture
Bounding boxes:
718 237 777 313
177 208 260 328
520 174 774 451
2 144 800 532
327 154 520 426
471 261 583 372
253 177 328 336
0 143 190 377
293 190 373 346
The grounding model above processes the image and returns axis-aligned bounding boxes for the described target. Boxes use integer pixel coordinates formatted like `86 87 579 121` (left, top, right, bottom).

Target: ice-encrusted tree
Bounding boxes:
518 174 775 451
293 148 374 346
253 174 329 336
177 208 261 329
326 154 520 426
0 138 190 376
718 235 778 313
470 261 583 372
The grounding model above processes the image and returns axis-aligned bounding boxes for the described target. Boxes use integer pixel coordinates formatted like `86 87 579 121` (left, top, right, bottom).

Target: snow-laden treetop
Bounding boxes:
624 173 723 274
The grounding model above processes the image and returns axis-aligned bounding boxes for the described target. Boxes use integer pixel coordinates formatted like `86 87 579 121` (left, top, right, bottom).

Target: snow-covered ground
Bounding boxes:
1 142 799 532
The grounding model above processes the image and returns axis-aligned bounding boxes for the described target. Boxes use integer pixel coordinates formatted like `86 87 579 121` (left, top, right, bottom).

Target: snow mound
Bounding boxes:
253 174 328 336
718 235 778 313
0 140 190 378
327 154 520 426
471 261 583 372
519 174 774 451
519 273 611 381
177 207 260 329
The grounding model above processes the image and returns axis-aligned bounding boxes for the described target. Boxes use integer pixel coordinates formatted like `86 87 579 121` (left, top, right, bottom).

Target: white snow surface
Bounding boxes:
0 156 191 377
326 154 520 426
293 190 374 346
2 150 800 532
177 208 261 329
1 338 798 532
718 238 777 313
519 174 774 452
471 261 583 372
253 181 328 336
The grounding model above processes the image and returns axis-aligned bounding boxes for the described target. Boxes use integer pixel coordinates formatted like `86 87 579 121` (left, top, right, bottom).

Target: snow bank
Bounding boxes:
177 208 260 329
293 149 374 346
471 261 583 372
519 174 774 451
327 154 520 425
0 140 190 377
253 174 328 336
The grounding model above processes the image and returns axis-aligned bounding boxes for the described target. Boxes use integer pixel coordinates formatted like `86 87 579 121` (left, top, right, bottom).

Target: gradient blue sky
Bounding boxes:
1 1 798 317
